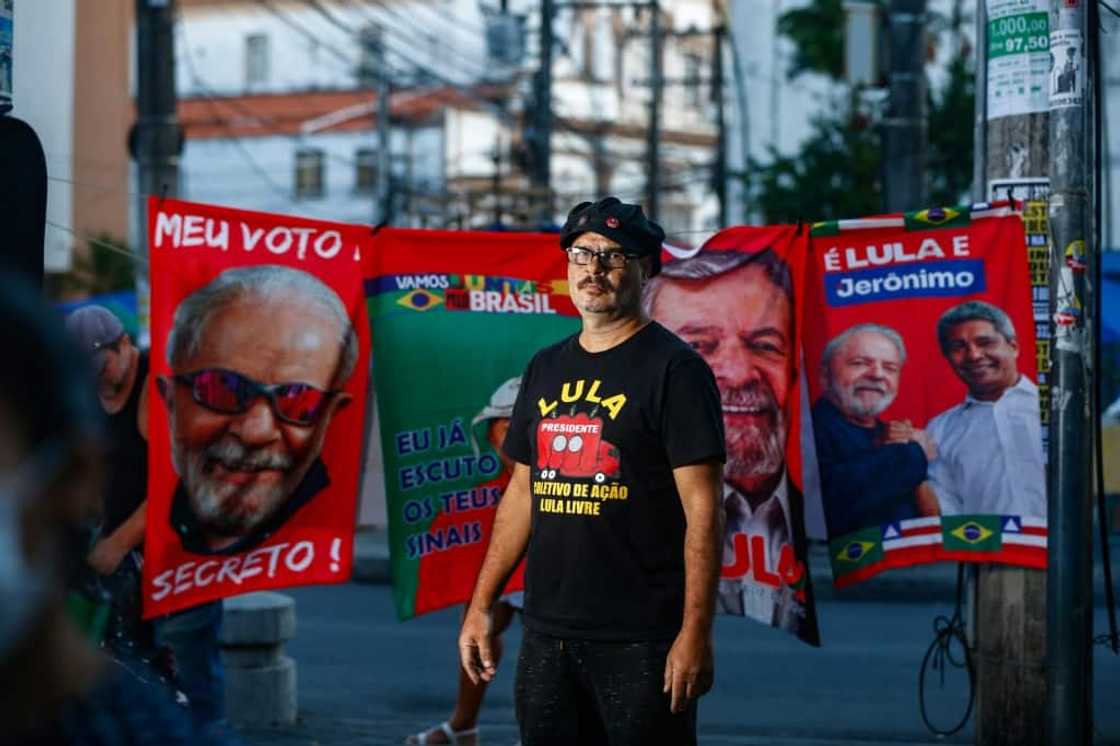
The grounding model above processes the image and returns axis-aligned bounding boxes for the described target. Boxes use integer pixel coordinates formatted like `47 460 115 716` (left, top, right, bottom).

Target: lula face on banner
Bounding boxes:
143 198 369 618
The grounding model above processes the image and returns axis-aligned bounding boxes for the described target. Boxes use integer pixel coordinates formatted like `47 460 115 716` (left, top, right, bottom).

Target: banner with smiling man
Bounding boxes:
803 204 1046 588
647 225 821 646
144 198 370 617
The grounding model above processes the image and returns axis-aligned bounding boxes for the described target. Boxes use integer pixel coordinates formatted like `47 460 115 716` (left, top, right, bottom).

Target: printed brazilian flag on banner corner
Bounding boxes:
903 206 971 231
365 229 580 621
829 527 884 578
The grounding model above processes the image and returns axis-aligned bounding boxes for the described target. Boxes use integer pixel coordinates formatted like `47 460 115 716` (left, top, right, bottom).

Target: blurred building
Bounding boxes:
8 0 132 273
175 0 722 237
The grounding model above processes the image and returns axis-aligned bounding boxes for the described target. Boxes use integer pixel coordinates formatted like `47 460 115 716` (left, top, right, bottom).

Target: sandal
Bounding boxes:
404 721 479 745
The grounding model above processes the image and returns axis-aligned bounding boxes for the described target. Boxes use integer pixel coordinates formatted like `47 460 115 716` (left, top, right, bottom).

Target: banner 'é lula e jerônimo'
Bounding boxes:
803 205 1046 588
366 229 579 619
143 198 370 618
652 226 820 646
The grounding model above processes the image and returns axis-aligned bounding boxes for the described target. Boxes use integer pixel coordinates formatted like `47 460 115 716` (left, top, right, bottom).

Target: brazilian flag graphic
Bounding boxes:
904 206 971 231
829 527 884 577
811 220 839 237
942 515 1002 552
395 288 444 312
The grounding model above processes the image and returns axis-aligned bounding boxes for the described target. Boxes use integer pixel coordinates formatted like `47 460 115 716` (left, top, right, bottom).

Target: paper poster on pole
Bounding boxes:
143 198 370 617
986 0 1050 120
804 205 1046 588
1049 29 1084 109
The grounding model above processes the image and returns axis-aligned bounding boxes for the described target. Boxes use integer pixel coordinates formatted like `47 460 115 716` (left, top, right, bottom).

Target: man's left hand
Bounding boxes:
663 627 714 713
87 538 128 575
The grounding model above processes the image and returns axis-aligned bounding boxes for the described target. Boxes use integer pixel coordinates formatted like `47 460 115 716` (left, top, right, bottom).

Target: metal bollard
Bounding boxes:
220 591 298 726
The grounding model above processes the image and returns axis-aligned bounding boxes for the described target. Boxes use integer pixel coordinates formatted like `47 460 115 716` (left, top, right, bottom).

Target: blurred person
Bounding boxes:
644 249 818 643
0 274 230 745
158 264 357 556
460 198 725 745
64 306 149 580
407 378 522 746
65 306 155 663
927 301 1045 517
811 324 939 538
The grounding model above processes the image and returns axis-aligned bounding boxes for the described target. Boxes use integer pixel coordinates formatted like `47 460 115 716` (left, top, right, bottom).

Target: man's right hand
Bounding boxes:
459 605 497 684
884 419 914 444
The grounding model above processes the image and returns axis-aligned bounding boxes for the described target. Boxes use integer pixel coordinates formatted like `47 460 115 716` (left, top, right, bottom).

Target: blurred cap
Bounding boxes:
65 305 124 373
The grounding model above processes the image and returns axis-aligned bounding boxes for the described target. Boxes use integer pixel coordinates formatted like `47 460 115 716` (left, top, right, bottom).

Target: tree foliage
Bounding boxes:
747 94 882 223
747 0 975 222
45 234 138 301
775 0 845 81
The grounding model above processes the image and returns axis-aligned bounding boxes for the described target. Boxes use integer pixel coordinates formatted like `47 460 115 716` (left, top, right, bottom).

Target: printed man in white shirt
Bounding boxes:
927 300 1045 518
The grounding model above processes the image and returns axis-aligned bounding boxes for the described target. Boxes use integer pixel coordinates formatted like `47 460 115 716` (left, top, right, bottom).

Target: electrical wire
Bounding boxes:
295 0 491 93
46 220 148 265
349 0 492 77
918 563 975 736
399 0 487 37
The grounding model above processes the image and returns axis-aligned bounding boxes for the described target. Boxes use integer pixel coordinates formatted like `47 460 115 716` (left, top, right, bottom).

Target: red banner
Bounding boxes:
803 206 1045 588
651 225 820 646
143 198 370 617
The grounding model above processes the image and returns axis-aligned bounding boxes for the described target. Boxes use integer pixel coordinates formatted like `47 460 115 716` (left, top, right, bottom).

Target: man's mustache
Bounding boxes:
203 438 292 472
853 381 887 395
720 383 778 415
578 276 615 292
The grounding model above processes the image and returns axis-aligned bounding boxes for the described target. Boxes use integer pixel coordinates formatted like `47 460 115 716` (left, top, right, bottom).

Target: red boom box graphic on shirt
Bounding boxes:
536 414 621 483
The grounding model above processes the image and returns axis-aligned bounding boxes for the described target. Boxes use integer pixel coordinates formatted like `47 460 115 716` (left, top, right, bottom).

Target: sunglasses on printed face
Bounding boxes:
173 368 339 426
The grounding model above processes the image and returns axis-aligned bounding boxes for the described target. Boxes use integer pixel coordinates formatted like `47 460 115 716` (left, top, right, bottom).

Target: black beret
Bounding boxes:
559 197 666 277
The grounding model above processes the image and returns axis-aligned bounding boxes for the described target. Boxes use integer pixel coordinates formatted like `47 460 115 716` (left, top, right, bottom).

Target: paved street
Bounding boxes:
238 582 1120 745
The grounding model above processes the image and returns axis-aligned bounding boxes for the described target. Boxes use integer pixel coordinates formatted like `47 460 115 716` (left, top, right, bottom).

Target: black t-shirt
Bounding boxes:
104 350 149 535
504 321 725 641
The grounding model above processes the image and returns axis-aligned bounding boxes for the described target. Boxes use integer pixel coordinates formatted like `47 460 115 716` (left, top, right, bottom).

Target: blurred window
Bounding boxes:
355 148 377 193
294 148 325 199
684 52 703 108
245 33 270 89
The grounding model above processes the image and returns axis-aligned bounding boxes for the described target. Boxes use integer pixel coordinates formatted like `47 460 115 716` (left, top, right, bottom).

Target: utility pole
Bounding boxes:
133 0 181 346
645 0 662 222
882 0 926 212
531 0 554 225
369 26 392 226
971 0 1051 742
1046 0 1094 740
492 133 502 227
712 23 727 227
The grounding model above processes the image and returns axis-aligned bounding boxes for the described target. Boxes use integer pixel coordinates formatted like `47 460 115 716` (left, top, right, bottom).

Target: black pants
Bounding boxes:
515 627 697 746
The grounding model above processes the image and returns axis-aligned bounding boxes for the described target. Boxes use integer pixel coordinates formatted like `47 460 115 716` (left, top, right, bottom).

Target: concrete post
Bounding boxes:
220 592 298 726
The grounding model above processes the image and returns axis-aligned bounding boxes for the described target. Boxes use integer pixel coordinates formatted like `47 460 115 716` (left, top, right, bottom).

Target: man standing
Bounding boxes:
643 249 818 643
811 323 939 539
927 301 1045 517
460 197 725 745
